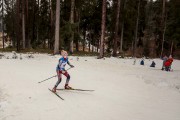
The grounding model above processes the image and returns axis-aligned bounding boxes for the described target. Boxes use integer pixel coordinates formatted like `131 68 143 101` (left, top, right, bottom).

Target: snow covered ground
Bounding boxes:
0 52 180 120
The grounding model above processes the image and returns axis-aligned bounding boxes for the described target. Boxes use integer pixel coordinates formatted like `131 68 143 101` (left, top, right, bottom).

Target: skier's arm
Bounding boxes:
67 60 74 68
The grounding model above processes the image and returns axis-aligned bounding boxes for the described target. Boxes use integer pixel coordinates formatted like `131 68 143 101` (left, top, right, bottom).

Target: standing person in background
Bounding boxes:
164 55 173 71
133 58 136 65
52 50 74 93
168 55 173 70
161 55 168 70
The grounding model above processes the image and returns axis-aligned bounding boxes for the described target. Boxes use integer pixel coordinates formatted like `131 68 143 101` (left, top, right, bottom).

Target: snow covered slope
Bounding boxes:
0 52 180 120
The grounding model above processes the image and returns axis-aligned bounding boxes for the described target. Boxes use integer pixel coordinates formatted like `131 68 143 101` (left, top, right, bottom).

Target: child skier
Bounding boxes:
52 50 74 92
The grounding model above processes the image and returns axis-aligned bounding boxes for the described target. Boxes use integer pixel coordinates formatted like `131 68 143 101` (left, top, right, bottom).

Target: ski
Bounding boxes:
56 88 94 92
48 88 64 100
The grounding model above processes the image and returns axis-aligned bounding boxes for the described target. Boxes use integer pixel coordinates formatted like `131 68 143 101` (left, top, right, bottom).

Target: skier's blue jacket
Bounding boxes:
56 57 70 71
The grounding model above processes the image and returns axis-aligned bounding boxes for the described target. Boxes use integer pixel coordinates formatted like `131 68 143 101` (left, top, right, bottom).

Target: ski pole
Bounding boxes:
38 75 57 83
38 67 73 83
65 67 72 71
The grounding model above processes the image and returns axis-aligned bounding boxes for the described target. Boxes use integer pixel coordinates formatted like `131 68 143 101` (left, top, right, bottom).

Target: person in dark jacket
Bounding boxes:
150 60 156 67
161 55 168 70
140 59 144 65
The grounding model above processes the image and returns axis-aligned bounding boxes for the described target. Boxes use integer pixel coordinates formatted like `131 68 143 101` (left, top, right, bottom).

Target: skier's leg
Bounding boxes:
162 61 165 70
169 65 171 71
55 78 62 87
52 71 62 92
165 66 169 71
63 72 71 89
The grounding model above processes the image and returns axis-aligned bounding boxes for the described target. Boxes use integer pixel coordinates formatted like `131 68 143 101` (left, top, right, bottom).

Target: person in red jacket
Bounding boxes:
164 55 173 71
161 55 168 70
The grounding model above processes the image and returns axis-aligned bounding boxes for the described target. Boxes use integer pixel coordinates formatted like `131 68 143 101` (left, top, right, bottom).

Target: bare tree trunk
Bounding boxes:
12 0 15 47
32 0 35 48
120 23 124 52
37 0 40 45
91 34 94 53
69 0 75 54
97 39 99 53
49 0 53 49
48 0 51 49
76 42 79 52
83 30 86 51
99 0 106 58
120 0 127 53
92 41 94 53
131 40 134 56
113 0 121 57
162 0 166 23
75 8 80 52
170 41 173 55
16 0 20 51
54 0 60 54
2 0 4 49
26 0 28 20
160 16 167 57
50 0 55 49
89 39 91 52
134 0 140 57
160 0 166 57
25 0 31 48
22 0 26 49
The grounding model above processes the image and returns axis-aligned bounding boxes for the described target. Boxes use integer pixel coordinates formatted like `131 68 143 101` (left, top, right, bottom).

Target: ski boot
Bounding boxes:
64 84 72 89
52 87 57 93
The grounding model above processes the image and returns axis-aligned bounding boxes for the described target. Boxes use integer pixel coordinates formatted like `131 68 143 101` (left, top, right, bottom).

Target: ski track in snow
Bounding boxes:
0 52 180 120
